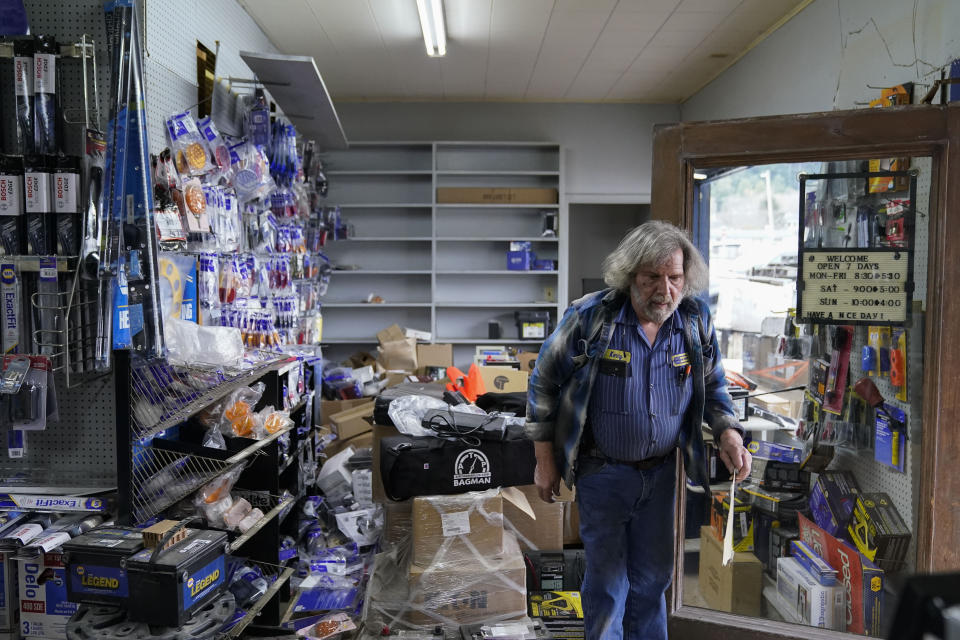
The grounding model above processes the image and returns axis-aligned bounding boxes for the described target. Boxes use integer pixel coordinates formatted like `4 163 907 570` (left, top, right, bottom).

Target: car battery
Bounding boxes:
126 529 228 627
515 310 552 340
62 527 143 606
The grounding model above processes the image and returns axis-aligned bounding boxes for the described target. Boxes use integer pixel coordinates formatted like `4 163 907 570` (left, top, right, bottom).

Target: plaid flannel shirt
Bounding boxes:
524 288 742 495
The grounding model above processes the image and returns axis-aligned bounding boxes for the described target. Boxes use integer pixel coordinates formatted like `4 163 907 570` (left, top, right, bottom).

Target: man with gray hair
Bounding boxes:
525 220 751 640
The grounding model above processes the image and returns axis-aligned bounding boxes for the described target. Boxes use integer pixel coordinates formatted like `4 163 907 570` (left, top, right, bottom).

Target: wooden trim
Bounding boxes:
652 104 960 638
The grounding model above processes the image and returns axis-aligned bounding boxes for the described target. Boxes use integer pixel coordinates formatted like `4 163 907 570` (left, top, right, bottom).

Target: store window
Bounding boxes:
681 157 929 636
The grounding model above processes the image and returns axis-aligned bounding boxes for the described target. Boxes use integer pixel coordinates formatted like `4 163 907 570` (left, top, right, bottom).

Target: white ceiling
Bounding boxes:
237 0 809 103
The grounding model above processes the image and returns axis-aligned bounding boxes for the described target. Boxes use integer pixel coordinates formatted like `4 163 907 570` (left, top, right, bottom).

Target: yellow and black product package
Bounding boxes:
528 591 583 619
710 491 754 552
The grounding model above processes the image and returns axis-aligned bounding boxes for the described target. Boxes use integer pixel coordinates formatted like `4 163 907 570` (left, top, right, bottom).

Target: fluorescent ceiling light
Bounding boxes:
416 0 446 57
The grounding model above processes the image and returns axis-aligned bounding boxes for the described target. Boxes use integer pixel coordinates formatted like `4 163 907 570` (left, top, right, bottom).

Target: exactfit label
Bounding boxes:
71 565 127 597
182 556 224 610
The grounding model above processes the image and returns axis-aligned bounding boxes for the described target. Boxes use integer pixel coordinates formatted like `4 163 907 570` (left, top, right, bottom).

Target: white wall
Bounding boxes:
335 102 679 202
682 0 960 121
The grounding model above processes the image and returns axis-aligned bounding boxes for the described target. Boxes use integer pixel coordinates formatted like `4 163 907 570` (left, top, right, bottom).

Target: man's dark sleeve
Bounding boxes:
525 304 581 442
698 300 744 444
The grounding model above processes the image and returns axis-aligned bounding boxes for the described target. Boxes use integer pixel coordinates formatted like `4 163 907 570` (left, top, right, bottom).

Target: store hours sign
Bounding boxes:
798 251 912 325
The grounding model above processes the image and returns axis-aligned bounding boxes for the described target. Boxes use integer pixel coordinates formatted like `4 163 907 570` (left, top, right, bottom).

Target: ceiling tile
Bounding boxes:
445 0 493 43
565 70 624 99
608 6 675 31
662 11 728 31
648 29 710 49
676 0 741 13
554 0 618 11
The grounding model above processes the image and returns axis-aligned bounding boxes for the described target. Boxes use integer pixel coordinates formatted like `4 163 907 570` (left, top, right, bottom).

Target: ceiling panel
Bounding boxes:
238 0 810 103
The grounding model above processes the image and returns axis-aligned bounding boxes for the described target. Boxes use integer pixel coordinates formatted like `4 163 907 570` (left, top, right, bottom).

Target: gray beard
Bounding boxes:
630 284 679 325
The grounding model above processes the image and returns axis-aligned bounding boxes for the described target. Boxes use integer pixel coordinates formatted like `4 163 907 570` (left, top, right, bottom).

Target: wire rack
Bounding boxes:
129 354 290 441
219 559 295 640
130 443 242 525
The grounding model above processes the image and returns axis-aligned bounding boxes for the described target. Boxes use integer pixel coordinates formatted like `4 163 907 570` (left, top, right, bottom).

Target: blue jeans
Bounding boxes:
576 454 677 640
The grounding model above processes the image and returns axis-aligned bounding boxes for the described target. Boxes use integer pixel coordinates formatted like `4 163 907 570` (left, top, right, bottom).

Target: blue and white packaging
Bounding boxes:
776 557 845 631
790 540 838 586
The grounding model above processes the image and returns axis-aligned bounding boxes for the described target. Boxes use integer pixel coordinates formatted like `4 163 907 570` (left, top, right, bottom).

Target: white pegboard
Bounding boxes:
827 158 930 574
142 0 280 153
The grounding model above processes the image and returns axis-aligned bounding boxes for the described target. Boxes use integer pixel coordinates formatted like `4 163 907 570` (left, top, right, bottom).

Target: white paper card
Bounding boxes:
441 511 471 537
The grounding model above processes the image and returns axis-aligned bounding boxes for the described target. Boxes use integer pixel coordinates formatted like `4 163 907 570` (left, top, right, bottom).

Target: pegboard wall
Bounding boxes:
142 0 280 153
828 155 931 575
1 0 112 155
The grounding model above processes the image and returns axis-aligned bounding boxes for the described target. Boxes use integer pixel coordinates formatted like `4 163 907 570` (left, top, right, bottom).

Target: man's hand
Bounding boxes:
718 428 751 482
533 441 561 503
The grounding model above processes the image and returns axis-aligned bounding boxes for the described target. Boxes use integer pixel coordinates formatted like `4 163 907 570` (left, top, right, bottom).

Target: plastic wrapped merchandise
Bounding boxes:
387 394 447 437
411 489 505 567
228 564 268 609
365 532 527 630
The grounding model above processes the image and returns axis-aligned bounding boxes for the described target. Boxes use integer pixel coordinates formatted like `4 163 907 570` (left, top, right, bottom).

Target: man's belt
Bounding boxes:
583 446 674 471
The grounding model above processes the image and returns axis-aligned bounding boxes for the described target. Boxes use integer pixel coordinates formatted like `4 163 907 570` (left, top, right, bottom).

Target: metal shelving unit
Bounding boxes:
320 142 565 363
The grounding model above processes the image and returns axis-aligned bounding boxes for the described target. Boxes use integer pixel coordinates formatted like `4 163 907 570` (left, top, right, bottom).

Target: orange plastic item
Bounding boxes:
890 349 905 387
232 414 257 437
446 366 467 387
264 412 284 434
224 401 250 422
462 364 487 402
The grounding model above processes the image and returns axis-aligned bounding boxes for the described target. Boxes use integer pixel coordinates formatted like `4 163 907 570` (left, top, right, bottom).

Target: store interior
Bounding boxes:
0 1 957 639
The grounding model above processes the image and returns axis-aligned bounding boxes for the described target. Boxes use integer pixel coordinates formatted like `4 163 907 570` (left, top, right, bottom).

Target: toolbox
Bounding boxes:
515 310 552 340
62 527 143 606
126 528 228 626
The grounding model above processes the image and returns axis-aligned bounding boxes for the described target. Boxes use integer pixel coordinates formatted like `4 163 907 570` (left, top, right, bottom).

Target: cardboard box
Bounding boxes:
383 499 413 544
18 553 78 639
436 187 558 205
809 471 860 537
478 366 529 393
697 526 762 616
0 553 17 632
376 324 406 344
406 532 527 626
798 513 884 635
517 352 539 373
416 343 453 368
503 485 565 552
329 401 375 440
324 430 373 459
412 490 504 566
776 557 845 630
320 398 369 425
847 492 910 572
710 492 754 552
378 337 418 371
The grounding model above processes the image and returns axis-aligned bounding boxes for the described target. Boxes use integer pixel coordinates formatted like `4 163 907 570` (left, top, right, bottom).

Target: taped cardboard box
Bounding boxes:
436 187 558 205
698 526 762 616
320 398 369 426
503 485 565 552
412 489 506 567
365 532 527 630
416 344 453 368
478 366 529 393
329 401 375 440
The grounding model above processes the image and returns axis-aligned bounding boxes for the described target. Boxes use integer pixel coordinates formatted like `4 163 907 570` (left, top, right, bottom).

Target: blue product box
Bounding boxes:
509 241 532 252
874 403 906 472
745 440 802 464
809 470 860 538
790 540 839 586
506 251 532 270
532 259 554 271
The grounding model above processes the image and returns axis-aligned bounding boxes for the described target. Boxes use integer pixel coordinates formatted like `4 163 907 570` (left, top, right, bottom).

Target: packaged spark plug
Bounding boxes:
13 38 35 155
33 35 58 155
197 115 231 181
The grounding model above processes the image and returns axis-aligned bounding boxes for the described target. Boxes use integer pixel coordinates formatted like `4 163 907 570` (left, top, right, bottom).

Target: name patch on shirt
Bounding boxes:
603 348 631 363
671 352 690 367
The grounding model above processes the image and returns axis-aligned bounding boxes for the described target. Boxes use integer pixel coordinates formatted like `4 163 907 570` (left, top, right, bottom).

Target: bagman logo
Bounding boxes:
453 448 491 488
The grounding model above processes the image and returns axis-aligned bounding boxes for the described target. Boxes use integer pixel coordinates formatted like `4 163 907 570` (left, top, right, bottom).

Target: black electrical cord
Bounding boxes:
423 407 503 447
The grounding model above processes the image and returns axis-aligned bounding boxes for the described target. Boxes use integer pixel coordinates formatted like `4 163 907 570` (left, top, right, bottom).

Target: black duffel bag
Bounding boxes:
380 429 535 501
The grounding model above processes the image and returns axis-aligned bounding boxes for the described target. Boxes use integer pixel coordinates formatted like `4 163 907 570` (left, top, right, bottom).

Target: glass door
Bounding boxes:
651 106 960 640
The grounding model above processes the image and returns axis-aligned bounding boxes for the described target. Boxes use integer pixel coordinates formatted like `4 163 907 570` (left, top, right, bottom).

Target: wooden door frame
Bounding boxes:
652 104 960 638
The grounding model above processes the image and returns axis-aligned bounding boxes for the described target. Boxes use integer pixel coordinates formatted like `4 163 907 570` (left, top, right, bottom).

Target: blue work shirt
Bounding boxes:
587 300 693 460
